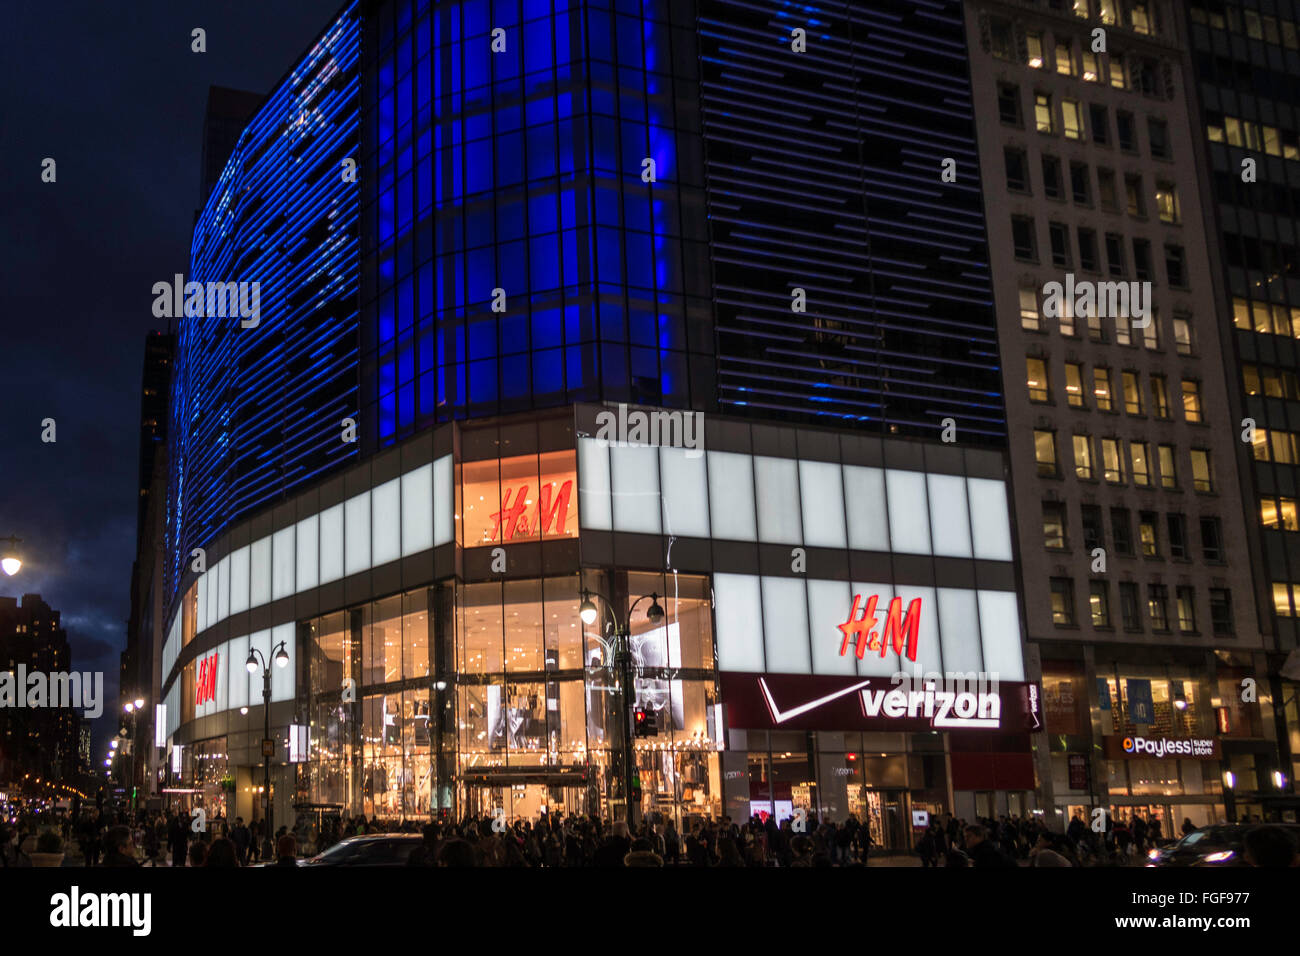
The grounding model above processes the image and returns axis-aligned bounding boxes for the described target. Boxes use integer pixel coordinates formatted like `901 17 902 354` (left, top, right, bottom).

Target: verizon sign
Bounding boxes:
722 672 1042 733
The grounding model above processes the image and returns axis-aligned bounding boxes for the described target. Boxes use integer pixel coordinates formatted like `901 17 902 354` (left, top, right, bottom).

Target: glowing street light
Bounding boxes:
1 536 21 577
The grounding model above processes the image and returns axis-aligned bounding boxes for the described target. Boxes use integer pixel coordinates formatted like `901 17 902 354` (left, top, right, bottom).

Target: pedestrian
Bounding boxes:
101 826 139 867
168 813 189 868
204 838 240 867
1181 817 1196 837
274 835 298 867
231 816 251 865
964 824 1017 869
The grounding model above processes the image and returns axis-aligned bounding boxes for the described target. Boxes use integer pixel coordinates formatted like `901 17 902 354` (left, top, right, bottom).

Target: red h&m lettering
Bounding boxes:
196 652 219 706
488 480 574 542
838 595 921 662
536 480 573 535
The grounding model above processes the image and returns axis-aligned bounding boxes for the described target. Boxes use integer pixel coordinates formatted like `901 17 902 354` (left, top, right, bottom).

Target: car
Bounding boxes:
303 833 425 867
1145 823 1300 867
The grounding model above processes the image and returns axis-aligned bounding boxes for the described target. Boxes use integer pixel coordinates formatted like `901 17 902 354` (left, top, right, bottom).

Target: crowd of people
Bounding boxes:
1 804 1290 867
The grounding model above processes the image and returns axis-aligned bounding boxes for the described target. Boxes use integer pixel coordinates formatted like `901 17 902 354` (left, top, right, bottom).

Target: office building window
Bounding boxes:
1042 155 1063 199
999 83 1023 126
1062 99 1084 139
1133 239 1153 281
1274 583 1294 617
1108 52 1126 89
1148 118 1169 158
1166 245 1187 287
1051 578 1077 626
1056 40 1075 75
1158 444 1176 489
1050 222 1072 266
1122 371 1143 415
1200 517 1223 562
1043 501 1069 549
1151 374 1169 417
1175 587 1195 632
1102 437 1125 482
1130 0 1152 33
1082 504 1104 550
1094 367 1113 410
1105 233 1125 276
1082 50 1100 82
1181 380 1201 422
1111 507 1133 555
1148 584 1169 630
1005 147 1029 192
1090 104 1109 144
1142 310 1159 349
1119 581 1141 630
1027 357 1050 402
1138 511 1158 556
1070 162 1091 205
1167 513 1187 559
1156 182 1180 223
1020 286 1041 330
1099 0 1118 25
1209 589 1233 635
1027 31 1046 69
1073 434 1094 479
1115 312 1131 345
1090 581 1111 627
1098 168 1118 210
1078 227 1099 271
989 16 1015 59
1125 173 1145 216
1190 449 1212 492
1117 109 1136 149
1065 363 1086 407
1012 217 1038 261
1130 441 1150 485
1036 93 1055 133
1035 430 1059 477
1172 316 1192 354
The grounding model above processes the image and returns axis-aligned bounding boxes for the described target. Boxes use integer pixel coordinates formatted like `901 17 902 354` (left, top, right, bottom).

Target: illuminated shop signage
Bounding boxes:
489 480 573 542
838 595 921 662
720 672 1042 733
195 652 219 706
1103 735 1220 760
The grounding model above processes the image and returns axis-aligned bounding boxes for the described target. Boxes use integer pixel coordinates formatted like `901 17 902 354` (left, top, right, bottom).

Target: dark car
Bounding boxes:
1146 824 1300 867
304 833 424 867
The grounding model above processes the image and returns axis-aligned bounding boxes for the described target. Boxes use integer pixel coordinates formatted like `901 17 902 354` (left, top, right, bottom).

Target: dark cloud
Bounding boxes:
1 0 337 761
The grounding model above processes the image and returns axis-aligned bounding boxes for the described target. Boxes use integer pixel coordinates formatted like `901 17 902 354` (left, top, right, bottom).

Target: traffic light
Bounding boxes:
634 707 658 737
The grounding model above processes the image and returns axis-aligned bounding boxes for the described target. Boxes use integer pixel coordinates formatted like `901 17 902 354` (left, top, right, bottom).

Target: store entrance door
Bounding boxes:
851 788 909 852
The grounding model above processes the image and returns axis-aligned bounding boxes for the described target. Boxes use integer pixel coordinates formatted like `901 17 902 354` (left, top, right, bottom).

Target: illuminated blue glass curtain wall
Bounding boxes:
698 0 1005 441
168 4 361 596
359 0 714 447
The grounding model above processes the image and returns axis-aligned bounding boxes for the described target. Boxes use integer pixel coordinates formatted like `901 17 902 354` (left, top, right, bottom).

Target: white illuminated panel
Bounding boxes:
372 478 400 567
843 465 889 552
936 588 983 675
271 622 296 701
714 573 764 672
401 464 434 556
967 478 1014 561
344 491 371 576
154 704 168 747
754 456 801 544
885 470 930 554
659 446 710 537
977 590 1024 681
577 438 612 531
227 633 250 711
707 451 756 541
807 578 857 676
289 724 310 764
319 504 344 584
895 585 940 676
798 460 846 548
272 526 295 601
926 474 971 558
761 576 810 674
433 455 454 545
295 515 318 592
249 537 271 608
195 570 208 633
216 555 230 622
611 445 661 534
229 545 250 614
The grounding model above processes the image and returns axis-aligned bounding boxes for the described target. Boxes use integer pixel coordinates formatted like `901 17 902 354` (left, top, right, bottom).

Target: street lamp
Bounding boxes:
1 536 22 576
246 640 289 859
123 699 144 815
578 584 664 827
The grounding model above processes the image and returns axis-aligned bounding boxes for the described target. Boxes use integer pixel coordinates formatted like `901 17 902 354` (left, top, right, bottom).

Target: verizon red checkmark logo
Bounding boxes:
758 677 873 724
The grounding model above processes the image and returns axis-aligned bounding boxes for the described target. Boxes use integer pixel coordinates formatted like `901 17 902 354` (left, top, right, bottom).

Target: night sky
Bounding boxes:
1 1 341 756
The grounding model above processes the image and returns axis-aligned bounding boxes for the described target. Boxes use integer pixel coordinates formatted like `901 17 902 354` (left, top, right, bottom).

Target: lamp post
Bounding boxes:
246 640 289 860
1 536 22 576
123 699 144 815
579 585 664 828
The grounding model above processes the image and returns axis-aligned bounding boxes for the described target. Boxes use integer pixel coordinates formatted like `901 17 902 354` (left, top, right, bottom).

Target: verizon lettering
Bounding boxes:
859 672 1002 729
838 594 921 662
488 480 573 542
